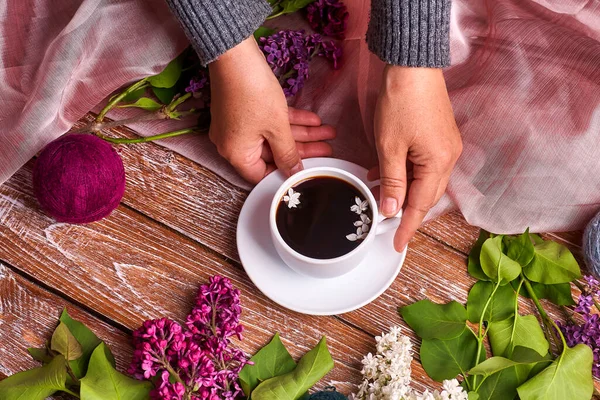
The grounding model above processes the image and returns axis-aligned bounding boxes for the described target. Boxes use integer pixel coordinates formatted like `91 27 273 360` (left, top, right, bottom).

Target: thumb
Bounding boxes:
266 126 304 176
378 148 408 217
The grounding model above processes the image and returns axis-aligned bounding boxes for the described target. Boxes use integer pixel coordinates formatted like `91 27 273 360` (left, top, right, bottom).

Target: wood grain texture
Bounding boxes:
0 262 131 377
1 114 594 395
0 162 366 393
63 115 594 391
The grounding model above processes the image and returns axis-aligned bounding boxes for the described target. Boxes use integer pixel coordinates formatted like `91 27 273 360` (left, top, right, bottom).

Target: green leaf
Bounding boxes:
117 97 162 111
252 336 334 400
59 309 106 378
469 347 546 377
280 0 317 14
147 57 182 88
506 229 535 267
28 347 53 364
400 300 467 340
152 86 178 105
526 352 553 379
468 392 480 400
517 344 593 400
480 236 522 284
239 333 297 396
476 368 521 400
488 315 549 357
420 329 479 382
468 230 491 281
0 355 68 400
523 241 581 284
51 322 83 361
529 233 544 245
517 282 576 306
466 281 515 323
80 343 153 400
254 26 276 40
121 87 147 103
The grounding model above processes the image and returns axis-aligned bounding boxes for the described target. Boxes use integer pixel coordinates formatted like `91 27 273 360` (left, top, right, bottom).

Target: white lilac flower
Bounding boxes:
282 188 301 208
351 327 469 400
354 214 372 231
348 214 371 242
351 196 369 214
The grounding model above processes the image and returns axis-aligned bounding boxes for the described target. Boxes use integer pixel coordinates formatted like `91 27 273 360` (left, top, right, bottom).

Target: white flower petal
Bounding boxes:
362 224 370 233
357 226 363 235
358 233 368 239
355 196 362 205
351 205 362 214
346 233 358 241
354 220 363 227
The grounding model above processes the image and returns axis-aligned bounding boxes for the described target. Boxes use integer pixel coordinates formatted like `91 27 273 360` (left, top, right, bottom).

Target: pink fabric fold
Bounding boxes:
1 0 599 233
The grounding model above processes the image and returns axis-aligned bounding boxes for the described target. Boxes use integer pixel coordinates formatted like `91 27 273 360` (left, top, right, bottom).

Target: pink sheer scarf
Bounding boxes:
1 0 599 233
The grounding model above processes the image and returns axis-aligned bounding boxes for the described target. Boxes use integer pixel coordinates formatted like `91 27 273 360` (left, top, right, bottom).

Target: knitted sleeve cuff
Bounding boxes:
166 0 273 66
366 0 451 68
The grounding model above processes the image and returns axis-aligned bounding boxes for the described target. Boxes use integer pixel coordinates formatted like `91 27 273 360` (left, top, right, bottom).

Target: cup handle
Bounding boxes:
375 210 402 235
367 180 402 235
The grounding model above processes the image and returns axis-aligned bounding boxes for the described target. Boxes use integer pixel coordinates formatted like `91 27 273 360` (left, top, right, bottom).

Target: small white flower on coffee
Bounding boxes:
351 196 369 214
282 188 301 209
354 214 372 227
346 233 358 241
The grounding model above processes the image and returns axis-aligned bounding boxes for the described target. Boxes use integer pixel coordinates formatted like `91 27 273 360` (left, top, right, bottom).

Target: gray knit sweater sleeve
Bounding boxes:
367 0 451 68
166 0 272 66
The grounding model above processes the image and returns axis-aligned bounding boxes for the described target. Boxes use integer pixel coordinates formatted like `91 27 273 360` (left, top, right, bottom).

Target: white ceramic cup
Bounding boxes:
269 166 402 279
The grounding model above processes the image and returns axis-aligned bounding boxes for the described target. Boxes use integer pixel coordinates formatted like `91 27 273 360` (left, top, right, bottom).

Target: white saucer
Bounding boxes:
236 158 406 316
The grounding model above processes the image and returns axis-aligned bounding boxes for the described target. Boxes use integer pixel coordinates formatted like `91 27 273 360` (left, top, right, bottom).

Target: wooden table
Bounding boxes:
0 114 591 396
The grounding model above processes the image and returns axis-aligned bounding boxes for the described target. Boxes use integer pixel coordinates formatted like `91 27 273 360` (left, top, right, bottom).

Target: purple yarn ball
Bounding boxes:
33 134 125 224
584 210 600 279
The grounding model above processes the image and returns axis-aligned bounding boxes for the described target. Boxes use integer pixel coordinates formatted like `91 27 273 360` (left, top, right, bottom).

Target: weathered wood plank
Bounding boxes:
0 263 131 378
75 114 245 262
0 163 367 393
67 116 593 390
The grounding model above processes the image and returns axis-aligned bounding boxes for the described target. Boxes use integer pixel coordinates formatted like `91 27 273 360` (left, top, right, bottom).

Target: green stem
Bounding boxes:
165 362 185 385
167 92 192 113
574 280 600 310
266 10 285 20
473 280 502 388
96 128 203 144
96 79 149 122
66 362 79 386
522 275 567 353
62 387 80 398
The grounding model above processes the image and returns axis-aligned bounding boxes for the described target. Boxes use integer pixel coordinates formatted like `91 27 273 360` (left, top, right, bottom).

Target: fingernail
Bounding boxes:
382 197 398 216
290 161 303 175
395 241 408 253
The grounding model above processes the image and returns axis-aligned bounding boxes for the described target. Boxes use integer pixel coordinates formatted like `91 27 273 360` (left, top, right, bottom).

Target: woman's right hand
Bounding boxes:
208 37 336 184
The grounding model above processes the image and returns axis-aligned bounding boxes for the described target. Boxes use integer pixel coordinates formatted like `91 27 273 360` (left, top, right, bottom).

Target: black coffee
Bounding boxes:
276 176 373 259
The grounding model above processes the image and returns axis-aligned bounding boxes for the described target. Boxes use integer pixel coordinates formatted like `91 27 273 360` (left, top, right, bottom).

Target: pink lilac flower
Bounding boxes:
305 0 349 39
129 276 250 400
259 30 342 97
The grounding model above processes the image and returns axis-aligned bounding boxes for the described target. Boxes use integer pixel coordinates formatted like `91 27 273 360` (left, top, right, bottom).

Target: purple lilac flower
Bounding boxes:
575 294 594 314
129 318 185 380
558 275 600 378
259 30 343 97
185 70 209 95
305 0 349 39
152 371 186 400
129 276 249 400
